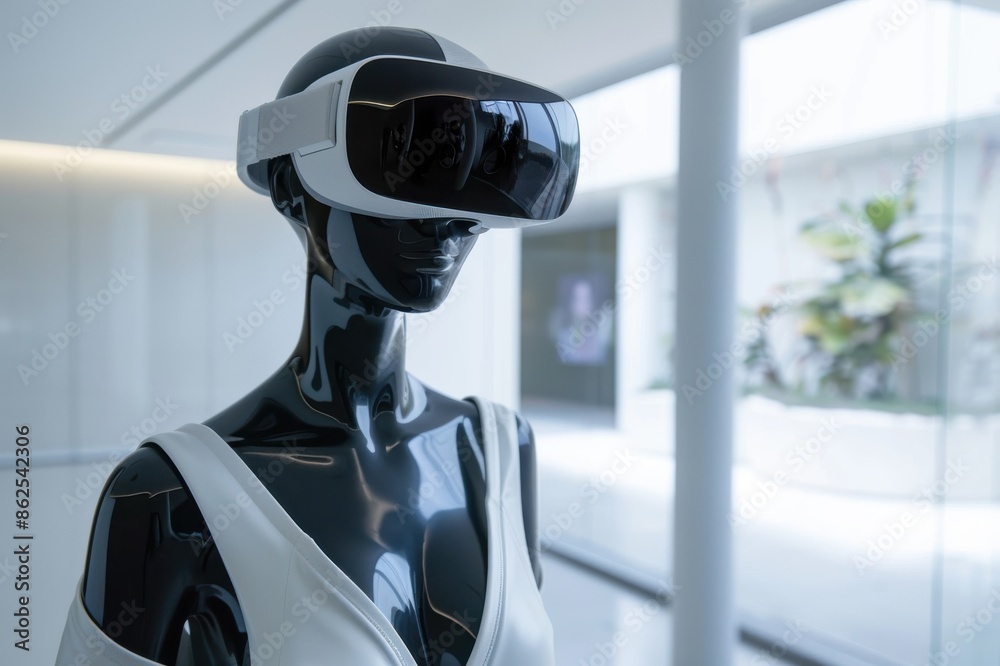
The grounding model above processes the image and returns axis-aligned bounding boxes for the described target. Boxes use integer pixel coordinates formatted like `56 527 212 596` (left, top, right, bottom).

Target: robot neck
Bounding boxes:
289 271 412 428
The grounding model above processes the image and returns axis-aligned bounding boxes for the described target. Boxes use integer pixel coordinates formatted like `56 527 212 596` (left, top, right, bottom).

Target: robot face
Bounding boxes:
326 209 481 313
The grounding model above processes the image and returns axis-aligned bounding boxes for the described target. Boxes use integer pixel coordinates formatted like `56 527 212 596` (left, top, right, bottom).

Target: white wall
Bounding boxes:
0 139 521 666
0 139 520 462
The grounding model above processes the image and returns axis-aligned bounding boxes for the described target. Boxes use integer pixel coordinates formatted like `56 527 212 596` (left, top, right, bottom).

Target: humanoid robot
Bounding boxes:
56 27 579 666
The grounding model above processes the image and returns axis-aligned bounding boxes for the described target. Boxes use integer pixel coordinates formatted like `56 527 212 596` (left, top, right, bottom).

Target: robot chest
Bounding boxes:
238 450 490 660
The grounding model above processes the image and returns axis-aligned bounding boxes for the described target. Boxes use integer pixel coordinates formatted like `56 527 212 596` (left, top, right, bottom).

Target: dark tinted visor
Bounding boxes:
346 58 579 221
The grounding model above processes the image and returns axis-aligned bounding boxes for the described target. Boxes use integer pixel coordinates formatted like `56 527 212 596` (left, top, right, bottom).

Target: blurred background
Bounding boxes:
3 0 1000 664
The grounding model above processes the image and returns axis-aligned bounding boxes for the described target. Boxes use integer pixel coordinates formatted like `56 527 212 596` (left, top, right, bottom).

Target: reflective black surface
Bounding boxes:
245 28 449 192
79 27 549 666
82 382 539 665
81 159 542 664
82 446 249 664
347 58 580 220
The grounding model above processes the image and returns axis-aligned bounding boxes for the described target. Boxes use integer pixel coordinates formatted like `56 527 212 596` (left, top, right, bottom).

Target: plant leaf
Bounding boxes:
800 224 868 261
865 198 897 233
839 276 909 317
887 232 922 252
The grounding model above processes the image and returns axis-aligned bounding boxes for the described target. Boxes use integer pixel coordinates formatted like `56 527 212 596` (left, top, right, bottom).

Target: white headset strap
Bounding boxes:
234 54 421 195
237 78 342 167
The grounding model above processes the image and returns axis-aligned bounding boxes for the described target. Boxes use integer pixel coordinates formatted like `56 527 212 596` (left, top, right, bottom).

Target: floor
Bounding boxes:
541 553 788 665
526 400 1000 666
10 395 998 665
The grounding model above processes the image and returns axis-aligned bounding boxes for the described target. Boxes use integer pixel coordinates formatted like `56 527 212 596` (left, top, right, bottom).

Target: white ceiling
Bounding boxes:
1 0 836 161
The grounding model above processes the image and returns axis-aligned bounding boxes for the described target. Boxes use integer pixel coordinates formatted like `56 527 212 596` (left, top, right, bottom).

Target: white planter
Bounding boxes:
734 394 996 501
618 389 998 500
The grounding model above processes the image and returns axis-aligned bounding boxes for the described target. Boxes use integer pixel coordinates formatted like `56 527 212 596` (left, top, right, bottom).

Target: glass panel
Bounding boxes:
734 0 1000 662
938 1 1000 663
524 1 1000 663
521 65 679 577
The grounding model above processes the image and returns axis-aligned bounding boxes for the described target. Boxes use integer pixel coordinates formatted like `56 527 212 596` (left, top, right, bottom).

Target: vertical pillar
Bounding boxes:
672 0 745 663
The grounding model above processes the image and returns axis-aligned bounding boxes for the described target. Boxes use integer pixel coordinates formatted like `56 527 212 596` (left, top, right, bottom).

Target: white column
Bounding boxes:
672 0 745 663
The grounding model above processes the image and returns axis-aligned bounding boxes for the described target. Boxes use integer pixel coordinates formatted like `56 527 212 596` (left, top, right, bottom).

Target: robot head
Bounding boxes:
239 28 580 312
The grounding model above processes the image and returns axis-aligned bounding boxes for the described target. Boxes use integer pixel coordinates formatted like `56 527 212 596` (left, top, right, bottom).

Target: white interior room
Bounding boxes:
3 0 1000 664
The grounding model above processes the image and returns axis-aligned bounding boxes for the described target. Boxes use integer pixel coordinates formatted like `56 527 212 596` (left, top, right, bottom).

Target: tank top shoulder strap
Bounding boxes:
465 397 555 665
143 424 415 666
138 409 553 665
140 425 297 663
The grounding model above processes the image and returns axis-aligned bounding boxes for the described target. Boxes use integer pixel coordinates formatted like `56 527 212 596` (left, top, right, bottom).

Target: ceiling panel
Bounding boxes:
1 0 837 161
0 0 290 148
111 0 680 160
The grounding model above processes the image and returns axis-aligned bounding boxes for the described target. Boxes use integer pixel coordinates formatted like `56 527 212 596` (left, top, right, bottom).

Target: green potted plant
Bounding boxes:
749 182 923 401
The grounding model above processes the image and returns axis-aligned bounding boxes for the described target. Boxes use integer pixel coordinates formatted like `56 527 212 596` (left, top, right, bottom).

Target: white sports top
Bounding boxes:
56 396 555 666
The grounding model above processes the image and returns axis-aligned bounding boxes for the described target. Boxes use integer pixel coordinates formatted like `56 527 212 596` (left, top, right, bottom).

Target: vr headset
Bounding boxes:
237 55 580 229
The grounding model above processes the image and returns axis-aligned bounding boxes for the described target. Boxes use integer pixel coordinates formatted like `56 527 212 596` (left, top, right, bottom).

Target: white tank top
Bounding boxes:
56 396 555 666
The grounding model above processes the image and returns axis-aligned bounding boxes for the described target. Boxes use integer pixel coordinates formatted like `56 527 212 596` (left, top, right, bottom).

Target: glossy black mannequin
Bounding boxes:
80 164 542 665
78 28 542 666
